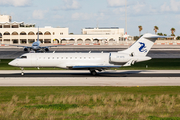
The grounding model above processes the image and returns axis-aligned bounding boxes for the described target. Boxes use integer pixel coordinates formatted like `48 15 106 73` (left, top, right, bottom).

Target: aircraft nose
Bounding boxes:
8 60 17 66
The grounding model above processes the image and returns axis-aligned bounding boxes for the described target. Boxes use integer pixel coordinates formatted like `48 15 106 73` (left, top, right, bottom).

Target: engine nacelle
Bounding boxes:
109 53 131 65
23 47 28 52
44 47 49 52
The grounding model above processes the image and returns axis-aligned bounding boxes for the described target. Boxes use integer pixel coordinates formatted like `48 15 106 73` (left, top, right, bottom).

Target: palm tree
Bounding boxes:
138 25 143 37
171 28 175 36
154 26 159 34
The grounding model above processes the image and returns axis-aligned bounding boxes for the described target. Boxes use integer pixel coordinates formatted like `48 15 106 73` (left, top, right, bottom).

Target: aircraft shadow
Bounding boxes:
0 70 179 77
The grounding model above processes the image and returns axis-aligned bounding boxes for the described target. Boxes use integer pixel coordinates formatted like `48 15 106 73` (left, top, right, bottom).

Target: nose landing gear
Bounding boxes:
20 67 24 76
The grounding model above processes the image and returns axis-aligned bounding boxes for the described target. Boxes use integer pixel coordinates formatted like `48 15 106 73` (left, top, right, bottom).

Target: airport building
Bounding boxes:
0 15 126 45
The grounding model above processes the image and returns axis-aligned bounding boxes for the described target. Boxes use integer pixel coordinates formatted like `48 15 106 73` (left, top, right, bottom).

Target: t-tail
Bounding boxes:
120 33 167 56
119 33 168 66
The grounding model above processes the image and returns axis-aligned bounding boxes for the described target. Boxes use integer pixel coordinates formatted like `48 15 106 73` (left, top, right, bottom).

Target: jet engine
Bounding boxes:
23 47 28 52
109 53 131 65
44 47 49 52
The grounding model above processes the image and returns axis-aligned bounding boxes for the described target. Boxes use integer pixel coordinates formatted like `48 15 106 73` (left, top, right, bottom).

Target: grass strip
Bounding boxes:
0 87 180 119
25 104 78 110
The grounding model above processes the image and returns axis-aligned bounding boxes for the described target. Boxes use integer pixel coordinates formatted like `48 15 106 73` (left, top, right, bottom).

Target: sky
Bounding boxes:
0 0 180 36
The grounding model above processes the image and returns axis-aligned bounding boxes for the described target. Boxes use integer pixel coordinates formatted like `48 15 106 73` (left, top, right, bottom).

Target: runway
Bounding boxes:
0 70 180 86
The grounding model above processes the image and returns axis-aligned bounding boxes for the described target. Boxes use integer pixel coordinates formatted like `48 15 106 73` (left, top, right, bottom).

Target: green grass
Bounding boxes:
0 87 180 119
1 58 180 70
25 104 79 110
119 58 180 70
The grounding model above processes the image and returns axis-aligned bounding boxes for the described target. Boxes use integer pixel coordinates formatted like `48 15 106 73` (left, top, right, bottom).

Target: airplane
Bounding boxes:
8 28 63 52
8 33 167 75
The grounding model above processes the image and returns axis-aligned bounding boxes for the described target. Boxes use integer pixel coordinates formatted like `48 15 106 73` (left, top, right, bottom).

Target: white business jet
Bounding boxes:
9 33 166 75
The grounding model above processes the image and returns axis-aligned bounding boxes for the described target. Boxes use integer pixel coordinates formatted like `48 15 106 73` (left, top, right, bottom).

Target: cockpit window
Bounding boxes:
20 56 27 59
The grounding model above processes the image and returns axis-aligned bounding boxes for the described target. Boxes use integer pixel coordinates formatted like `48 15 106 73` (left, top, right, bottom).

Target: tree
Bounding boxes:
154 26 159 34
157 33 163 36
176 36 180 40
171 28 175 36
138 25 143 37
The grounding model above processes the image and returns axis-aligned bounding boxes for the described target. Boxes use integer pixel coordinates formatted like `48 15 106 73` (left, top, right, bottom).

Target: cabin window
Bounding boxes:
48 57 50 59
70 57 72 59
61 57 63 59
57 57 59 59
52 57 54 59
75 57 77 59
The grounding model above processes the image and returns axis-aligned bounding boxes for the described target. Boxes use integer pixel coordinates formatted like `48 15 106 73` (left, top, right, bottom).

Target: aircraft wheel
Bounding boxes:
90 70 97 76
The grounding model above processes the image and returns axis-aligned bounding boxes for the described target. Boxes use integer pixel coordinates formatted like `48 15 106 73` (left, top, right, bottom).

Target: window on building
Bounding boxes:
4 32 10 35
20 32 27 35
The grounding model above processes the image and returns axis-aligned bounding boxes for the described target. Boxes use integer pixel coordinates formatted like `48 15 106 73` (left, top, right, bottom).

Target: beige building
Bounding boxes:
0 15 125 45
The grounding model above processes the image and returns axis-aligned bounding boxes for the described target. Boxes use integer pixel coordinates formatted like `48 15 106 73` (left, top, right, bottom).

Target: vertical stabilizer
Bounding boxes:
119 33 166 56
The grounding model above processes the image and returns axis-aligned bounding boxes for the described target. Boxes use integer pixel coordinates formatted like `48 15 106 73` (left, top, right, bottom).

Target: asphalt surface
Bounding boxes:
1 46 180 86
0 70 180 86
0 70 180 77
1 47 180 59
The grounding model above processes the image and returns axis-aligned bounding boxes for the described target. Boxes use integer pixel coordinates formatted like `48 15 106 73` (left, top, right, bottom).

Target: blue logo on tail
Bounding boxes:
139 42 147 53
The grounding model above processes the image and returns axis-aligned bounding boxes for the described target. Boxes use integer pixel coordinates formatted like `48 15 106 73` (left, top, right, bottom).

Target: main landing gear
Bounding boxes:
90 70 97 76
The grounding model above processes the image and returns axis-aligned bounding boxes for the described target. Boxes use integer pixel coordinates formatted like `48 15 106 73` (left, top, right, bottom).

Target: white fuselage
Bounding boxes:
9 52 139 69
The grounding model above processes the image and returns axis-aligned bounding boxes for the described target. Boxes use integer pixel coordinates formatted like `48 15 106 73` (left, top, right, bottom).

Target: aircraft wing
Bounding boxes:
40 44 73 48
66 65 122 70
5 44 32 48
